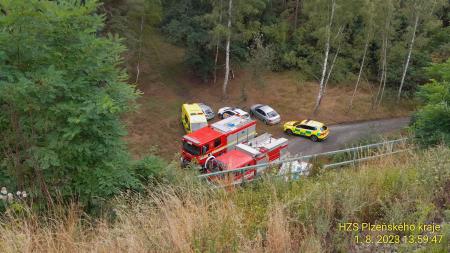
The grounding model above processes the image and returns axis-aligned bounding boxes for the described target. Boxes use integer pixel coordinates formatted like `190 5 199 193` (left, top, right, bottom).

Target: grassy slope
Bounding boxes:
120 13 414 159
0 147 448 252
1 3 446 253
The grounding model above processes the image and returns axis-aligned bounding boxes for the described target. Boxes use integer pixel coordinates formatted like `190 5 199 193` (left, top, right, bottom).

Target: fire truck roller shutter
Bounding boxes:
225 125 257 152
227 132 242 152
226 133 237 152
237 128 249 143
248 125 256 140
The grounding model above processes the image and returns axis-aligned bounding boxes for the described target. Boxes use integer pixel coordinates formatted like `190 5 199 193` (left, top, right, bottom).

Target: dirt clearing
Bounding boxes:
123 30 413 160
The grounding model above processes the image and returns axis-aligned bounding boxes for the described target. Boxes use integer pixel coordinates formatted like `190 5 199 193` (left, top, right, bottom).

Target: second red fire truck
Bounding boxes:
205 133 289 184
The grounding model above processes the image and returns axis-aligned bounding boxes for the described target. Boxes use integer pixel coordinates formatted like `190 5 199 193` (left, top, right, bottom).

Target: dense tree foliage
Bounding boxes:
161 0 269 81
0 0 143 207
412 59 450 146
0 0 447 211
161 0 449 96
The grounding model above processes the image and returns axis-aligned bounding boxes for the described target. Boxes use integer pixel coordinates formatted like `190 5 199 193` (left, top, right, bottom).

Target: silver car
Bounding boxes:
197 103 215 120
250 104 281 125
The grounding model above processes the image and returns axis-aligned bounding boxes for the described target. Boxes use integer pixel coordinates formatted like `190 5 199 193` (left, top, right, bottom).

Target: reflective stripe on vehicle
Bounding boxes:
198 131 257 161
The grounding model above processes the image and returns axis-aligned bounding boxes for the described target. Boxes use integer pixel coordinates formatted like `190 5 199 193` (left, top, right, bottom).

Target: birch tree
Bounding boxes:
135 15 145 83
313 0 336 114
219 0 268 97
396 14 418 101
222 0 233 97
324 26 343 91
397 0 439 101
349 0 374 110
213 0 224 84
375 23 389 107
349 37 369 109
294 0 301 30
374 0 396 107
311 0 359 113
129 0 162 83
160 0 447 89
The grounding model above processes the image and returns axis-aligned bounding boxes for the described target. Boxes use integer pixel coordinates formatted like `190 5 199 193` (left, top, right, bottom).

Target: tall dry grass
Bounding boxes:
0 146 449 252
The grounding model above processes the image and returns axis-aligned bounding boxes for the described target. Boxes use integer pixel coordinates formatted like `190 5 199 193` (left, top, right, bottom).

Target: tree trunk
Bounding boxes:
213 0 223 84
222 0 232 98
324 45 340 91
374 37 385 107
294 0 300 30
442 4 449 27
213 42 220 84
397 14 419 101
313 0 335 114
374 15 390 108
378 59 387 106
312 35 329 114
349 38 369 110
324 26 343 91
377 35 388 107
135 15 145 84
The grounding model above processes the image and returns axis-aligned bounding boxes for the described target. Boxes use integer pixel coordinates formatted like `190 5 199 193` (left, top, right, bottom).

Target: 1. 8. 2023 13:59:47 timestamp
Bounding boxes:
354 234 443 244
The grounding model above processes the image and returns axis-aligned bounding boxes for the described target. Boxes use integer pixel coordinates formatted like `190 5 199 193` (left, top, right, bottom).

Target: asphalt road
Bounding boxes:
286 117 411 156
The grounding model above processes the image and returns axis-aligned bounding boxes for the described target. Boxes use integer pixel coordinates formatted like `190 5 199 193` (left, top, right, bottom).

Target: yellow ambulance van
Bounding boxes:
181 103 208 133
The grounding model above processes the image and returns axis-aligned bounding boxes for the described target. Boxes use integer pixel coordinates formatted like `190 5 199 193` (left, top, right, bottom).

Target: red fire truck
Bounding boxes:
205 133 289 184
181 115 257 167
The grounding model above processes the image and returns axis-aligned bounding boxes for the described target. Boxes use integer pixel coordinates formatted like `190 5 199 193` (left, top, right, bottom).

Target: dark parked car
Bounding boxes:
197 103 215 120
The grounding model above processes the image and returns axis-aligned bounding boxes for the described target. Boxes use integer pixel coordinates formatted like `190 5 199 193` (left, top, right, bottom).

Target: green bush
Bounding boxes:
412 60 450 147
0 0 141 209
133 155 168 183
413 100 450 146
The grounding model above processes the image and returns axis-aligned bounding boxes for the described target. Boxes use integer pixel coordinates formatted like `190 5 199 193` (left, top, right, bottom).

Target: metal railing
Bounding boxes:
198 138 411 186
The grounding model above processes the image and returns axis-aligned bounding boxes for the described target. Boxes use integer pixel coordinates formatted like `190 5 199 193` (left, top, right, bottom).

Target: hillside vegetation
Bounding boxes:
0 147 449 252
0 1 449 252
116 0 417 159
157 0 449 105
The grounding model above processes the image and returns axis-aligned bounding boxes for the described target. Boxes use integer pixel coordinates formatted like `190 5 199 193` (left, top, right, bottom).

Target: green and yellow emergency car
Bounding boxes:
283 119 329 142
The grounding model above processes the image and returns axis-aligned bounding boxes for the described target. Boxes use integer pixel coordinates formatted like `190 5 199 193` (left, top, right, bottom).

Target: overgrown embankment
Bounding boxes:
1 147 449 252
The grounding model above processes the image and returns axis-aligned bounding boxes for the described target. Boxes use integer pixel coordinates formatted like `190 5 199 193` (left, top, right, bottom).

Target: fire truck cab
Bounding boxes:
181 115 257 167
207 150 257 182
205 133 289 183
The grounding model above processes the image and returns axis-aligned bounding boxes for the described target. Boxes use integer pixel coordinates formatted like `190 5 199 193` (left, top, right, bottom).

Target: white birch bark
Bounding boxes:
135 15 145 83
313 0 335 114
374 14 390 108
349 38 369 110
213 0 223 84
377 34 388 107
324 44 340 91
378 66 387 106
222 0 232 98
397 14 419 101
374 36 385 106
324 26 343 91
